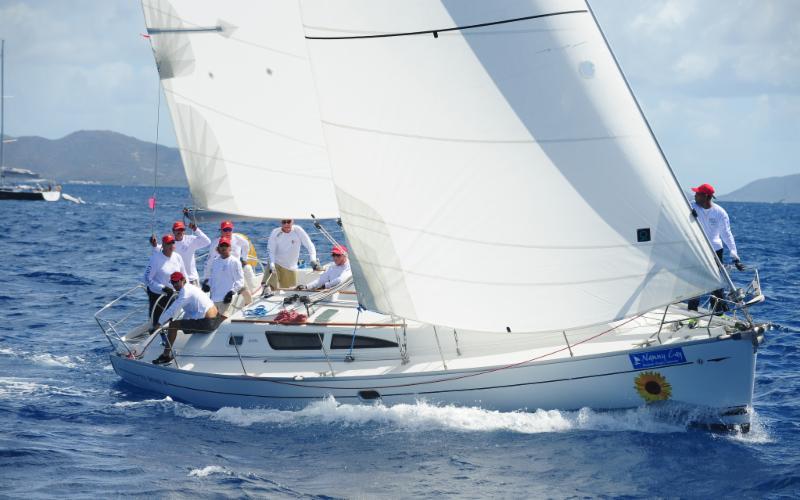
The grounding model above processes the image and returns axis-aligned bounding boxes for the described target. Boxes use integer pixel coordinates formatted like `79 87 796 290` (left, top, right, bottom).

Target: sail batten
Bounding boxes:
302 0 723 332
141 0 338 220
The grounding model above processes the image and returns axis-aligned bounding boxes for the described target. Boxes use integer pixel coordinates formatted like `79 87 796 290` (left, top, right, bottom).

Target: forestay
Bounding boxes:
301 0 723 333
141 0 337 219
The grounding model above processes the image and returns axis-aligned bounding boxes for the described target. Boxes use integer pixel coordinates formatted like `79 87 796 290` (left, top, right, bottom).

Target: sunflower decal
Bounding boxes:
634 371 672 402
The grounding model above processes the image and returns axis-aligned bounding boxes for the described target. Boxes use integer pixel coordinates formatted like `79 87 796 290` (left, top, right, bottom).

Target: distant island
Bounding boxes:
1 130 186 186
1 130 797 203
718 173 800 204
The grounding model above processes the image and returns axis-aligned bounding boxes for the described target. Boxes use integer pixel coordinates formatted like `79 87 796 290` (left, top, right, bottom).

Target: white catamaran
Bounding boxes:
97 0 767 431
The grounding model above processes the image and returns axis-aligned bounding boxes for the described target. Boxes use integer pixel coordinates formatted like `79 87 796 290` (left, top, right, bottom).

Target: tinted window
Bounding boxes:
330 334 398 349
228 335 243 346
266 332 322 350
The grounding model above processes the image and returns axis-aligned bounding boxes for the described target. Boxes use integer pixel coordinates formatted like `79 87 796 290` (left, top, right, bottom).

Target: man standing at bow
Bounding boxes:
689 183 745 312
267 218 319 290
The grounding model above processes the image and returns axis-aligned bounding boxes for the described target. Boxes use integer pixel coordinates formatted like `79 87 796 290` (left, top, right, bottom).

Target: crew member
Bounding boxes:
297 245 351 291
151 271 221 365
689 183 745 312
143 234 187 326
150 217 211 285
267 218 319 290
204 220 250 280
207 237 244 318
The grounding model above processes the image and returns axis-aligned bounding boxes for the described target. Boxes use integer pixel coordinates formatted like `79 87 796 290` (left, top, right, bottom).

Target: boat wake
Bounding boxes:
141 396 772 439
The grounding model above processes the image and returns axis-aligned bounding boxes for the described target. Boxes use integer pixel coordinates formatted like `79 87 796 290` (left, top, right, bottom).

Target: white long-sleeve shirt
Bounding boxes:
306 260 352 290
208 255 244 302
174 228 211 281
204 232 250 279
158 283 215 324
692 202 739 260
267 225 317 270
143 251 187 294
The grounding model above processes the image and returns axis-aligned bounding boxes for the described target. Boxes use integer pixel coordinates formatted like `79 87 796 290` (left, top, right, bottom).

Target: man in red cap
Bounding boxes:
150 217 211 285
689 183 745 312
297 245 352 291
143 234 188 326
151 271 221 365
204 220 251 282
207 237 245 318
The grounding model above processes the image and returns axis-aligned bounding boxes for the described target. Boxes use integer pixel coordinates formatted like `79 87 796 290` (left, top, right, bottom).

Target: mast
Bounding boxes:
1 39 5 186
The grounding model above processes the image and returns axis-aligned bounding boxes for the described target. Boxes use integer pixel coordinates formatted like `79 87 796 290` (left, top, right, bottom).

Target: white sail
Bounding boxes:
301 0 724 333
141 0 337 219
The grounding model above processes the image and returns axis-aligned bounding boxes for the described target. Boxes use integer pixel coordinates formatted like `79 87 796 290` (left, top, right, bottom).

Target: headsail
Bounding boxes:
301 0 723 333
141 0 337 219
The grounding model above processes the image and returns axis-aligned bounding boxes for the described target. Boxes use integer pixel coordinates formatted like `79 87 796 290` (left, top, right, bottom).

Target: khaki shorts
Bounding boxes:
268 263 298 289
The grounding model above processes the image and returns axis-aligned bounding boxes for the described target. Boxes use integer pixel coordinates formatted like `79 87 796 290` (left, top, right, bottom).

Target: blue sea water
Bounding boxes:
1 184 798 498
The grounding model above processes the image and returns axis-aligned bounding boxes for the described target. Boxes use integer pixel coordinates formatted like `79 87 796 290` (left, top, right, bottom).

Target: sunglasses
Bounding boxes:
281 220 292 224
173 229 185 232
331 253 344 257
222 228 233 232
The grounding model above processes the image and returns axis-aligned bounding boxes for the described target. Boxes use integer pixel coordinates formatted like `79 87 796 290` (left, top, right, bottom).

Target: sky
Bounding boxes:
0 0 797 194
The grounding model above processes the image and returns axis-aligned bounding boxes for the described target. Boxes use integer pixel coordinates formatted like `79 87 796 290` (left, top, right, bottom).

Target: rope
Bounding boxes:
150 77 162 237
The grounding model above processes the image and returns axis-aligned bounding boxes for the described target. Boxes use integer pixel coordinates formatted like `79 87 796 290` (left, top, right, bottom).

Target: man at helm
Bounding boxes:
297 245 351 291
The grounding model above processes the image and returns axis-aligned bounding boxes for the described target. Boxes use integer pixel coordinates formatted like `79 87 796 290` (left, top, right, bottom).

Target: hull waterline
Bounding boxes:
111 332 757 430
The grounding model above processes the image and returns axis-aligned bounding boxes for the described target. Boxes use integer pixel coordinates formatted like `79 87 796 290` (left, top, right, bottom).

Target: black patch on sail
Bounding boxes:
637 228 651 243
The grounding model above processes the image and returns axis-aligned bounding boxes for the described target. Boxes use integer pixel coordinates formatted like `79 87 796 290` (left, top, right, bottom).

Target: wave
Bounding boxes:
19 271 92 286
0 377 84 398
167 396 739 436
188 465 230 478
0 347 84 369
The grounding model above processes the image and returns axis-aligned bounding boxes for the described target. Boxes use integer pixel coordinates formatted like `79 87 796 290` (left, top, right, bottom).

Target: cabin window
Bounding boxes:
330 334 398 349
228 335 243 346
265 332 323 350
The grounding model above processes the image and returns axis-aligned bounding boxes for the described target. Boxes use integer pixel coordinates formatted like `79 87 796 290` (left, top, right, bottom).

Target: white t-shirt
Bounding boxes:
267 225 317 270
143 251 187 294
306 260 352 290
209 255 244 302
174 228 211 281
692 202 739 259
204 232 250 279
159 283 215 324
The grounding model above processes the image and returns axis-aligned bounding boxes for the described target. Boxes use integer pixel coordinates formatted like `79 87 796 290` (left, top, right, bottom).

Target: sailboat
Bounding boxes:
0 40 62 202
98 0 767 431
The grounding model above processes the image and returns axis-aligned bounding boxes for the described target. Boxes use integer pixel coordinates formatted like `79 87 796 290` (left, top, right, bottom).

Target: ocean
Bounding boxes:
1 184 798 498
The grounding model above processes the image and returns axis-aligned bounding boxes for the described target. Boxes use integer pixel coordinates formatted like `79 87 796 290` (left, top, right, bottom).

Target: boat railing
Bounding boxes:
94 283 154 357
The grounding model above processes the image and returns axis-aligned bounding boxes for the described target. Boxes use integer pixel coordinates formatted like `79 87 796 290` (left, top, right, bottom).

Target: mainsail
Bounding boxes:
141 0 338 219
301 0 724 333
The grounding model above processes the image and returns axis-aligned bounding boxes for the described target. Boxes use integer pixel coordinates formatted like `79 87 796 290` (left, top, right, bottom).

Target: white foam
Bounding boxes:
723 408 773 444
172 397 694 435
113 396 174 409
0 377 84 398
29 353 84 369
188 465 229 478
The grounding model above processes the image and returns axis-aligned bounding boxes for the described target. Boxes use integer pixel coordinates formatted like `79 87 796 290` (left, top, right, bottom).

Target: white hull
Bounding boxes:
110 332 757 428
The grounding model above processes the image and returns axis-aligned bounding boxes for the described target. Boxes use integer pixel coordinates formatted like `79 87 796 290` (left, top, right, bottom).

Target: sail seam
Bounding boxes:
341 213 686 251
324 120 627 145
350 259 714 288
305 10 589 40
164 87 326 150
176 146 331 181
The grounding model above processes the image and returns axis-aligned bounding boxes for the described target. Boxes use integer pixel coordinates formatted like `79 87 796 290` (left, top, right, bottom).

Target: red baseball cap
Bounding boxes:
691 183 715 197
169 271 184 282
172 221 186 231
220 220 234 230
218 237 231 247
162 234 176 244
331 245 348 255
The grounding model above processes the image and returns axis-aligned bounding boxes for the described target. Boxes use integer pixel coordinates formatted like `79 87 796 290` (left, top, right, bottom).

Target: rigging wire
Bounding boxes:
150 76 162 237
